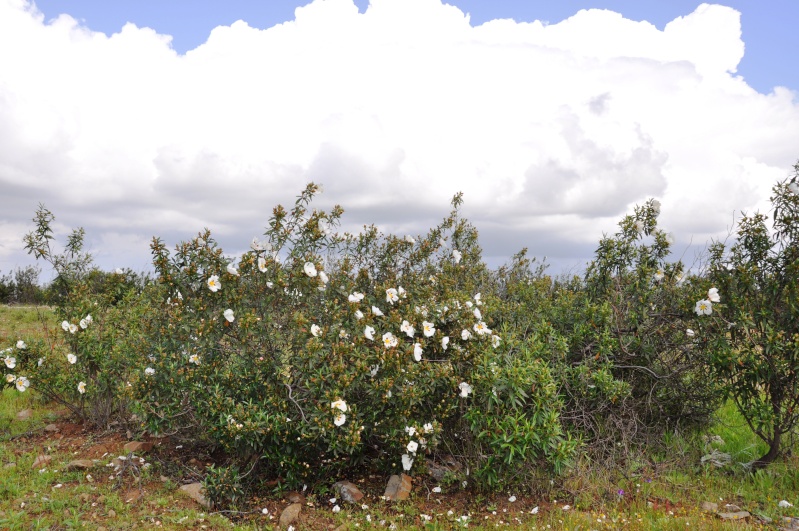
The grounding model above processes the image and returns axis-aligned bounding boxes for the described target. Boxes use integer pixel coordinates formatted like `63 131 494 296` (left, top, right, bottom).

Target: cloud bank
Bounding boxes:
1 0 797 276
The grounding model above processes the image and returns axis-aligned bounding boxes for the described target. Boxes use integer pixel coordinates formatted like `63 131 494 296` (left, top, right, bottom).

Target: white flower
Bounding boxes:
458 382 472 397
250 237 265 251
4 356 15 369
61 320 70 332
789 182 799 195
5 373 15 383
311 324 322 337
303 262 317 277
334 413 346 427
115 267 123 275
258 257 267 272
675 273 686 285
400 320 415 338
441 336 449 351
562 505 571 510
37 358 44 367
654 269 665 281
331 399 348 412
145 367 155 376
382 332 398 348
778 500 794 508
651 199 661 215
386 288 399 304
348 292 365 303
226 263 239 276
189 354 201 365
423 422 433 433
413 343 423 362
398 286 406 297
508 495 517 503
68 323 78 334
370 364 380 377
708 287 720 303
266 281 274 288
207 275 221 292
401 454 414 471
473 322 491 335
422 321 435 337
318 271 329 286
686 329 696 337
432 486 441 493
407 440 419 453
405 426 417 436
77 381 86 394
665 233 675 245
474 293 482 305
405 235 415 244
694 299 713 316
354 309 364 320
339 329 349 339
492 335 501 348
531 506 539 514
364 326 375 340
261 507 269 515
371 305 384 317
452 249 462 264
461 329 471 340
332 505 341 513
223 309 235 322
67 353 77 364
473 308 482 319
16 340 26 350
15 376 30 392
634 220 644 234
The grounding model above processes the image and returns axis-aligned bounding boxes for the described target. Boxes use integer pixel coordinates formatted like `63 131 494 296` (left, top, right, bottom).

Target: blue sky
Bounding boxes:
1 0 798 277
33 0 799 95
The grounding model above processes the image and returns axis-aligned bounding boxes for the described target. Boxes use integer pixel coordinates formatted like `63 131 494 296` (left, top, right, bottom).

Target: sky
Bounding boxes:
1 0 798 280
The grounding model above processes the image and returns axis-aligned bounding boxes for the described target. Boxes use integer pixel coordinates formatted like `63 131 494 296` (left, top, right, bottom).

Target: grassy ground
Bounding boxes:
1 305 798 529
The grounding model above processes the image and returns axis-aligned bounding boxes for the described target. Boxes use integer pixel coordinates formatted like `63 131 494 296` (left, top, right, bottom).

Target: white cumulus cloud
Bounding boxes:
0 0 797 275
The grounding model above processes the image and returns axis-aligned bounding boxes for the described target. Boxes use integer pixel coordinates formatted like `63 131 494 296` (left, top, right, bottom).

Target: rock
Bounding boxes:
384 474 412 501
724 504 742 511
701 449 732 468
782 516 799 529
65 459 95 471
178 482 210 508
718 511 750 520
108 509 116 518
44 424 59 432
31 455 51 469
333 481 364 504
286 491 306 504
279 503 302 528
426 456 462 481
123 489 142 504
160 475 170 482
16 409 33 421
700 501 718 512
123 441 153 454
703 434 725 447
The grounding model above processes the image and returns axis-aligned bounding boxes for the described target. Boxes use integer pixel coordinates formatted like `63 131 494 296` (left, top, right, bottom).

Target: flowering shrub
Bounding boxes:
491 200 723 460
2 205 145 427
129 185 574 495
704 167 799 468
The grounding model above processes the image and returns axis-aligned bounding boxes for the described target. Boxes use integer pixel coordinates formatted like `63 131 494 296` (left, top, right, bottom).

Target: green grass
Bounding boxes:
0 305 55 346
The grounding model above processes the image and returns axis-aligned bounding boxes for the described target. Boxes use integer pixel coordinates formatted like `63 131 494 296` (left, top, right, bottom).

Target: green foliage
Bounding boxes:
129 184 574 495
705 163 799 467
1 204 147 427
